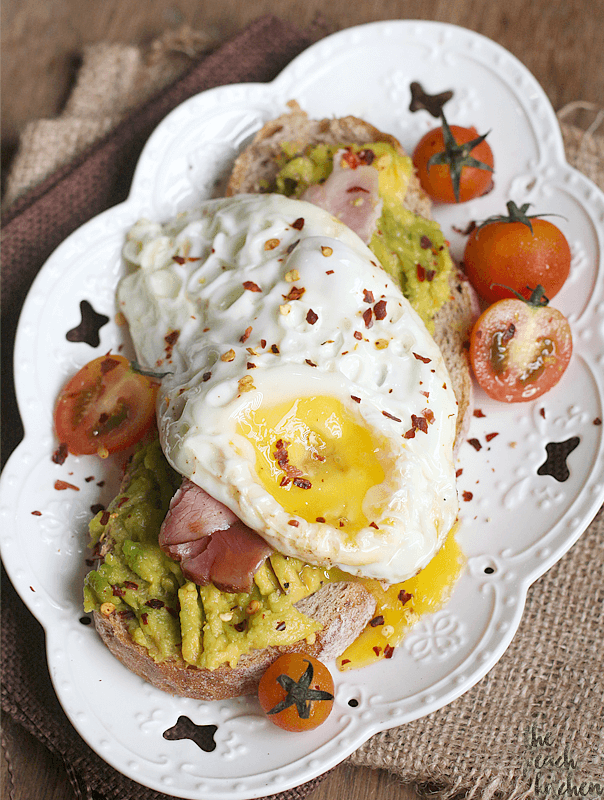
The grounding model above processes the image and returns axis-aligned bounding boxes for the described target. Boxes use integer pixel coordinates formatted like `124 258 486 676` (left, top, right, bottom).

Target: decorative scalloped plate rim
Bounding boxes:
2 20 603 800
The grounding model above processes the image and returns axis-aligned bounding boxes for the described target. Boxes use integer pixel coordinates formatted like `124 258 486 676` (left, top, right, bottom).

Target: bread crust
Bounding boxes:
227 102 476 449
93 580 376 700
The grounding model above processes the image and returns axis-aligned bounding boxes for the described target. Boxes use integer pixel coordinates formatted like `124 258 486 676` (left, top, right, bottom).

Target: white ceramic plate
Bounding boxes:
2 20 603 800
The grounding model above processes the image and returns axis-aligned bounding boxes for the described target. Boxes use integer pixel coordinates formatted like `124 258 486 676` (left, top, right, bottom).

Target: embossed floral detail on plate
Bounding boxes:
403 610 463 662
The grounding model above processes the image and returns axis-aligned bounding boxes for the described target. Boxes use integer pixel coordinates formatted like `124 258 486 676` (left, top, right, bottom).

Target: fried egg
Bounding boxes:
118 194 458 583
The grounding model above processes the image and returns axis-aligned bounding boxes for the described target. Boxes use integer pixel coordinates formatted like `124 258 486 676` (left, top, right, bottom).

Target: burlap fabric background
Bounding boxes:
2 16 603 800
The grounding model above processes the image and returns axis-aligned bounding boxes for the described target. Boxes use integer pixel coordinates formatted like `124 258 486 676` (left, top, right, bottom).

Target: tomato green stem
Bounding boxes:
427 111 493 202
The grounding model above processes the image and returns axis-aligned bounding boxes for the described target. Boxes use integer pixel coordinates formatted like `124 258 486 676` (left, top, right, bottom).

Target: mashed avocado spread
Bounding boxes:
274 141 453 331
84 439 332 670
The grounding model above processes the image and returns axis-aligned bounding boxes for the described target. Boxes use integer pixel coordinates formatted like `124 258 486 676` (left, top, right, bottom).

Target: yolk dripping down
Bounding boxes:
336 527 465 670
237 396 389 536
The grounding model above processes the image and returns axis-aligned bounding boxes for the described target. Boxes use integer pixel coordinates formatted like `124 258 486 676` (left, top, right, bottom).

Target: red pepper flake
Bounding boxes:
54 480 79 491
347 185 370 194
291 218 305 230
341 149 361 169
306 309 318 325
316 517 326 523
363 289 375 303
85 476 95 482
305 359 317 367
383 410 402 422
260 339 267 348
280 477 291 487
369 615 385 627
369 521 379 529
123 581 139 590
234 619 247 632
31 510 42 516
362 308 373 328
165 329 180 347
119 609 135 620
240 326 252 343
426 270 436 281
112 585 126 597
423 408 435 424
246 362 256 370
413 352 431 364
456 468 463 478
463 491 474 502
286 239 300 255
485 432 499 442
243 281 262 292
374 300 387 320
404 428 416 439
358 148 375 165
271 344 280 354
341 659 351 666
100 510 110 525
100 357 120 375
468 438 482 451
202 371 212 382
411 414 428 433
398 589 413 605
474 409 486 418
172 255 186 264
286 286 305 301
594 417 602 426
117 496 129 509
288 519 299 527
141 613 149 625
372 646 383 657
275 621 286 631
384 644 395 659
293 477 312 490
51 443 68 465
420 391 430 398
420 235 433 249
145 598 165 609
353 331 362 340
540 408 546 419
417 265 426 282
351 395 361 403
326 269 334 275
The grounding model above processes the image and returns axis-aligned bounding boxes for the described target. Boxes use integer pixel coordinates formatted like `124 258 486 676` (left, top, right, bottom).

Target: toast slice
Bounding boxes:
227 102 477 450
93 580 375 700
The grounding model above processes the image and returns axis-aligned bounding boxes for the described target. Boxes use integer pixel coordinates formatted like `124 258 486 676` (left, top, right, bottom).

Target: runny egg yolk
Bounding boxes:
237 396 388 535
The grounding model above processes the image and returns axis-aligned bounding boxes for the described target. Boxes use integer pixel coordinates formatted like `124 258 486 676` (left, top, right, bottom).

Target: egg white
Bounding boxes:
118 194 459 582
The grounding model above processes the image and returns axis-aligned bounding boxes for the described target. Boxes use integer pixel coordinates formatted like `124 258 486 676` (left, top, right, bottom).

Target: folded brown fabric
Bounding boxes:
1 15 333 800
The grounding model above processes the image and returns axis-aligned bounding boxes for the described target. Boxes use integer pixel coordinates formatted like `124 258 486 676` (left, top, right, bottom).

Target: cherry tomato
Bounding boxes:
258 653 334 732
463 203 571 304
413 119 494 204
54 354 159 456
469 287 572 403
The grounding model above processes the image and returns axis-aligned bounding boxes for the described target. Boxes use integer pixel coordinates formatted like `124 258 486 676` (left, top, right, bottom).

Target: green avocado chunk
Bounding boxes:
84 439 328 668
274 141 453 331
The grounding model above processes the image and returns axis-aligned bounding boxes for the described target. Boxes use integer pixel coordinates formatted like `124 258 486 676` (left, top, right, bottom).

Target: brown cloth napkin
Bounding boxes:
2 14 604 800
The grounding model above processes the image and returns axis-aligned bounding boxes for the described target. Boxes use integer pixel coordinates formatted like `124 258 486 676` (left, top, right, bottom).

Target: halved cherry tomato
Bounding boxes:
54 354 159 456
469 287 572 403
463 201 571 304
413 116 494 203
258 653 334 732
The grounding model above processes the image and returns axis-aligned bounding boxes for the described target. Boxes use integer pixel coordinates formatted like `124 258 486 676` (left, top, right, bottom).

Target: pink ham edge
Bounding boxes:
301 149 382 244
159 479 273 593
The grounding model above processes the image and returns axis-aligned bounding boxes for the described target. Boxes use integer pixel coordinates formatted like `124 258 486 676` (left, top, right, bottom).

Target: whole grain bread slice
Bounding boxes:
93 580 375 700
227 102 477 449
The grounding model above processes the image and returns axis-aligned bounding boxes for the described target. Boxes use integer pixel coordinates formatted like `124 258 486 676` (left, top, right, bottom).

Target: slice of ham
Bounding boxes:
159 479 272 593
301 149 383 244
